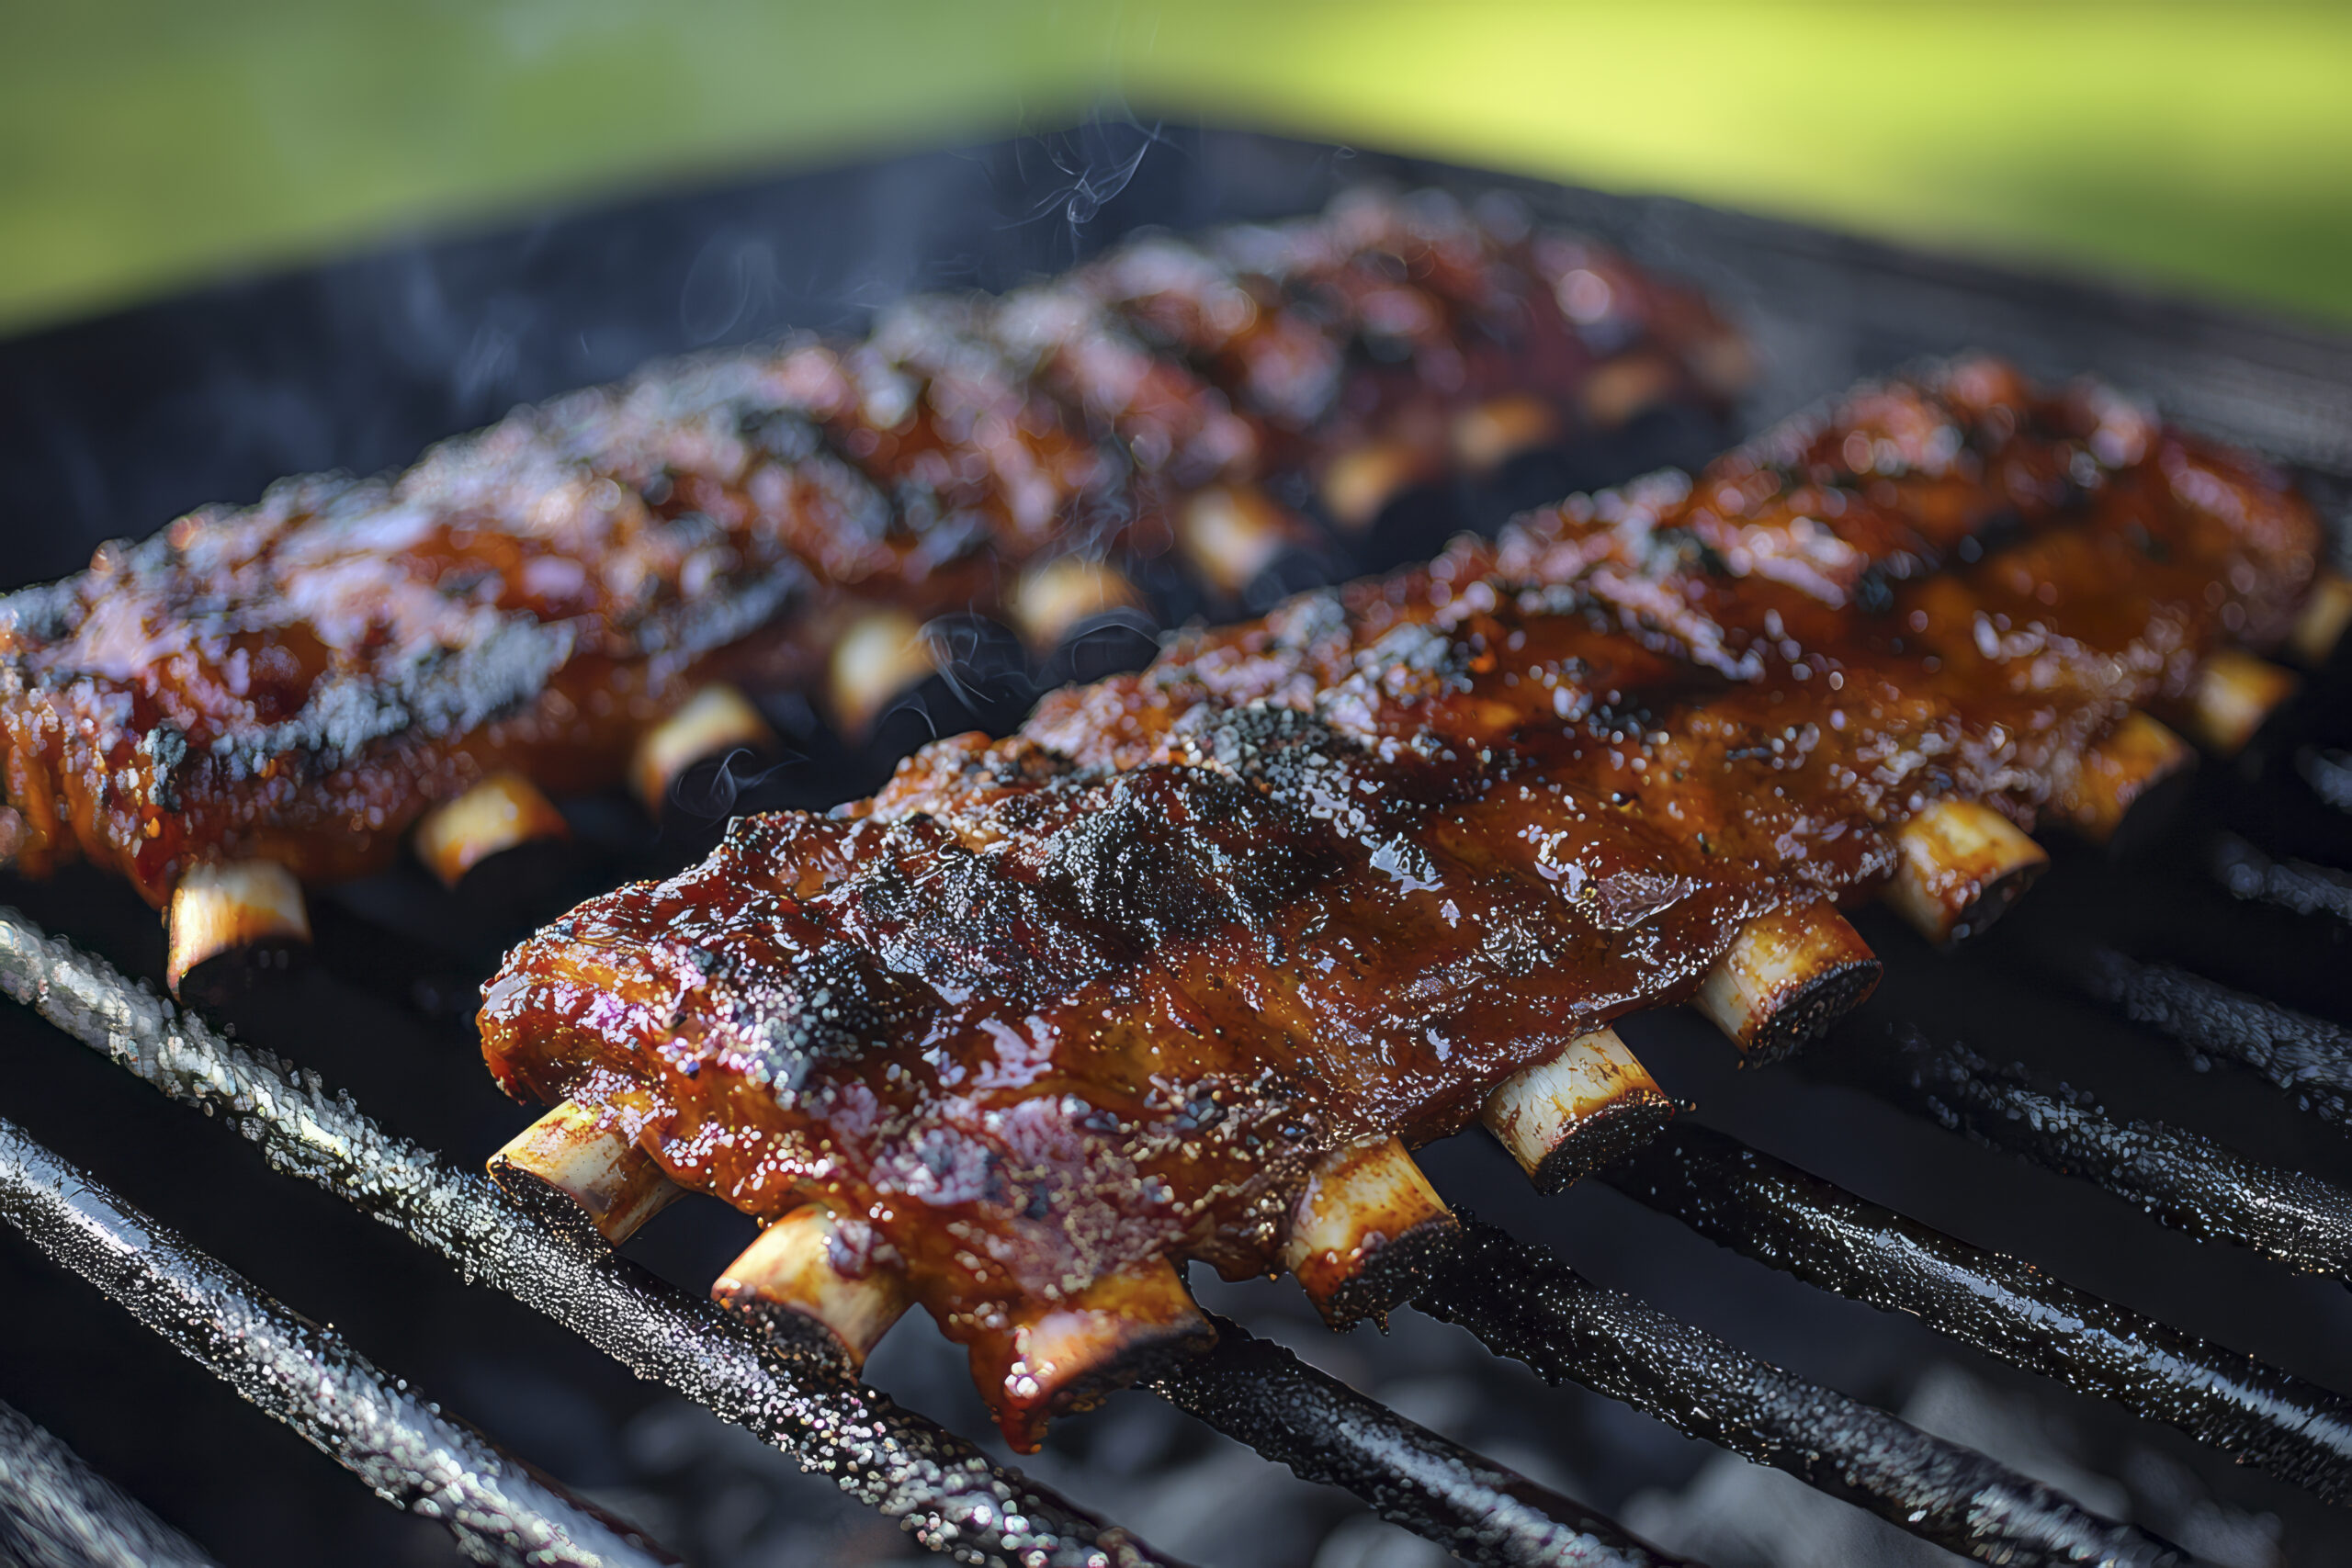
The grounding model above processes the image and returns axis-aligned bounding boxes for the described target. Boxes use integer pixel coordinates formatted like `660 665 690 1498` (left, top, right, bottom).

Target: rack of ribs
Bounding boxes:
0 189 1748 987
477 356 2333 1450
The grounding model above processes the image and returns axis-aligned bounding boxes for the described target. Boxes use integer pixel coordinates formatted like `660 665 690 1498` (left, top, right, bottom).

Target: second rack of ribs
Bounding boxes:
481 359 2322 1448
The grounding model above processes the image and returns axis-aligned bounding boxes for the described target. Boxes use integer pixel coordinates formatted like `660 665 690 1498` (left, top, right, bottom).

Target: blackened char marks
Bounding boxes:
480 358 2327 1446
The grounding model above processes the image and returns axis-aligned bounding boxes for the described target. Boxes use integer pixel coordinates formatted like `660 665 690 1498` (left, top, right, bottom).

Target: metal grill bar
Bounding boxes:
1851 1029 2352 1283
0 908 1176 1568
1415 1218 2194 1568
1150 1315 1694 1568
1601 1122 2352 1500
5 906 1736 1568
0 1400 219 1568
2080 950 2352 1125
0 1118 674 1568
2300 748 2352 814
2210 834 2352 925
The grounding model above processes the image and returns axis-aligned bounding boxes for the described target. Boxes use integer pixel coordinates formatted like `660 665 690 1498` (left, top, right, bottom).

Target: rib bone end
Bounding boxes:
2290 570 2352 666
1581 351 1679 428
1181 484 1306 592
1692 902 1882 1065
1451 395 1563 476
2064 712 2195 844
630 683 777 811
413 771 570 888
1885 799 2048 945
826 612 934 740
986 1258 1213 1450
488 1100 684 1246
165 860 312 993
712 1207 910 1371
1283 1135 1458 1327
2187 649 2298 754
1008 557 1144 650
1481 1028 1673 1192
1318 443 1433 532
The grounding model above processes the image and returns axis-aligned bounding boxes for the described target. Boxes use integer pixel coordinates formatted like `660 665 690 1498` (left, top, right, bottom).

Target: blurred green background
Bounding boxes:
9 1 2352 334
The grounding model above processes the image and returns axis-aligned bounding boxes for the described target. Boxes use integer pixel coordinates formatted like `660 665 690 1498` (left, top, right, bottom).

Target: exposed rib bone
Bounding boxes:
1480 1028 1673 1191
825 612 934 740
487 1100 684 1246
1885 800 2047 944
164 860 311 993
2290 570 2352 666
1180 484 1307 592
629 683 776 811
711 1206 911 1371
986 1258 1213 1451
1318 442 1433 531
2186 649 2299 753
1006 558 1144 650
413 772 570 888
1580 352 1677 428
1692 902 1882 1065
1450 395 1563 477
1282 1135 1458 1326
2059 711 2194 843
0 908 1179 1568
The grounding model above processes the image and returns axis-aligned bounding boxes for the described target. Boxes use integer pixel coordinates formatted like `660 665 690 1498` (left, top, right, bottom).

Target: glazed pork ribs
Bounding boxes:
480 358 2329 1449
0 189 1743 988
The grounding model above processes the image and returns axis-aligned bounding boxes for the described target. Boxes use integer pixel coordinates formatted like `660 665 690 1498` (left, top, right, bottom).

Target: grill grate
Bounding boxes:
1602 1122 2352 1503
0 1117 674 1568
3 126 2351 1567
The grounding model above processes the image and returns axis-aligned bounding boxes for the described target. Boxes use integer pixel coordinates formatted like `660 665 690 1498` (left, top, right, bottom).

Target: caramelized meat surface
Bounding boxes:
479 360 2323 1444
0 191 1736 904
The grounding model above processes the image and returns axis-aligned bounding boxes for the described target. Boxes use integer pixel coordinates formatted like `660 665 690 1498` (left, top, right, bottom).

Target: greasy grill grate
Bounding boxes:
3 125 2350 1566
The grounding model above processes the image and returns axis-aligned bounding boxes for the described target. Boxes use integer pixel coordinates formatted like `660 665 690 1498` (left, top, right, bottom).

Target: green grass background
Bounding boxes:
8 2 2352 333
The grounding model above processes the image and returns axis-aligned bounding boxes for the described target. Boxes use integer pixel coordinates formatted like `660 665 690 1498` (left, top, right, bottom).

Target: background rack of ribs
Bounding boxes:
6 150 2352 1568
0 186 1749 995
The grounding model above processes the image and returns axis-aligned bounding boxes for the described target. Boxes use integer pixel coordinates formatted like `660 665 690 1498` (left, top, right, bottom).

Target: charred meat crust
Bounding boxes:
0 190 1738 905
481 360 2323 1443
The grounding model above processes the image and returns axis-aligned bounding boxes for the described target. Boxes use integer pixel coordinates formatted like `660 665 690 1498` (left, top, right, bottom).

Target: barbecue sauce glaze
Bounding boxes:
0 193 1730 904
481 360 2320 1447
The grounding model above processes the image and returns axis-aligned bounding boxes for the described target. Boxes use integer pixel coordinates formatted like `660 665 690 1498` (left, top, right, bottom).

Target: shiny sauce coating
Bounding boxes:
0 192 1730 903
479 360 2322 1445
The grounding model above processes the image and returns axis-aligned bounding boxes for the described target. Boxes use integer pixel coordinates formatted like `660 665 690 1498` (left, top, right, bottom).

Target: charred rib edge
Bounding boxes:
1319 443 1431 531
2188 649 2299 754
630 683 777 811
1885 800 2047 945
165 860 311 993
413 772 571 888
1181 483 1303 592
1480 1028 1674 1192
1692 902 1882 1066
712 1206 911 1371
1008 558 1144 650
826 612 935 739
1450 395 1564 478
991 1258 1214 1442
0 908 1177 1568
1283 1135 1459 1326
2060 712 2195 844
488 1100 685 1247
